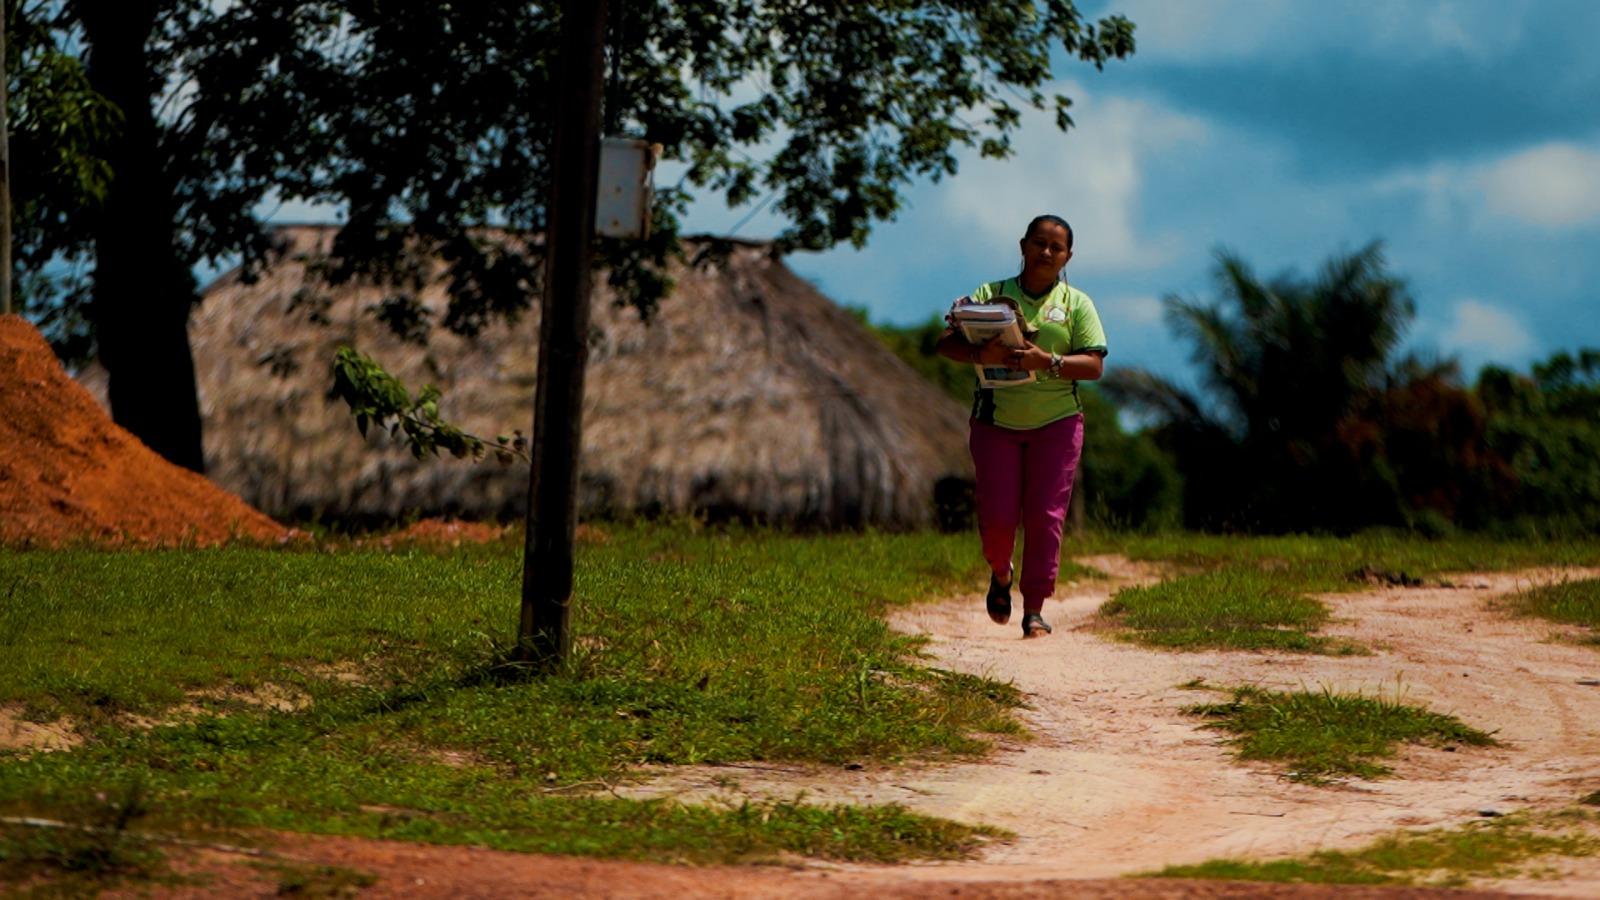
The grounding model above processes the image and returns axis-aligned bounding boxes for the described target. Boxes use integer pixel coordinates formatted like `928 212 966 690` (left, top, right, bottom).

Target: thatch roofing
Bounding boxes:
126 225 972 527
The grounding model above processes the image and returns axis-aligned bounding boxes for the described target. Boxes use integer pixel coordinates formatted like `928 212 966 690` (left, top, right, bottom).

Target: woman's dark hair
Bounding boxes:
1023 214 1073 250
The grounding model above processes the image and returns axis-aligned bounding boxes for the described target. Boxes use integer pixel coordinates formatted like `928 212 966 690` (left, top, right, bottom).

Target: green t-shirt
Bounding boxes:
968 278 1108 430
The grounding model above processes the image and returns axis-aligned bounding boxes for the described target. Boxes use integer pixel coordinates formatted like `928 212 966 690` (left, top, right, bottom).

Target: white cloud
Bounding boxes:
1105 0 1295 62
1436 298 1535 358
1104 0 1529 64
1104 294 1164 327
1373 138 1600 231
1420 3 1481 56
1479 143 1600 228
936 85 1207 272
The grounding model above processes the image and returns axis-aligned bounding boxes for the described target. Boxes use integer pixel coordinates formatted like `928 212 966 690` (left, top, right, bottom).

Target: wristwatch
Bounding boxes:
1049 352 1063 378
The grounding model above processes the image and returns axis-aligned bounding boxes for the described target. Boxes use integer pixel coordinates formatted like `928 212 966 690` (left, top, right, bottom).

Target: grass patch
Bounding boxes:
0 825 166 898
1075 531 1600 594
1188 685 1495 782
1506 577 1600 644
0 526 1013 867
0 784 168 895
1099 569 1353 653
1082 532 1600 653
1153 813 1598 886
1055 558 1101 583
260 861 378 897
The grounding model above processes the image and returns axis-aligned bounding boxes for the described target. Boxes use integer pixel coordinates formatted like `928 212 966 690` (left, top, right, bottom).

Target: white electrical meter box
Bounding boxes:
595 138 658 240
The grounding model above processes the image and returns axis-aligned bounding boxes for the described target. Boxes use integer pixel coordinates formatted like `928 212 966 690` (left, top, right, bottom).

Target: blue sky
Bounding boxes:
676 0 1600 384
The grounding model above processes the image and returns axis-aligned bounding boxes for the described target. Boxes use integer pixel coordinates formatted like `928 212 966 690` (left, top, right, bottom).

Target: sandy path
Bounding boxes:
623 557 1600 895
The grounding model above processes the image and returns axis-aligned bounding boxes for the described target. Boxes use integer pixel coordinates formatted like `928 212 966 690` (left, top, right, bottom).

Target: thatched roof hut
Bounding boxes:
110 225 973 528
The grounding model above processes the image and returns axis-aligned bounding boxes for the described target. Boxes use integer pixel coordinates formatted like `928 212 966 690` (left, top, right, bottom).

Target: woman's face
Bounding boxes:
1019 221 1073 283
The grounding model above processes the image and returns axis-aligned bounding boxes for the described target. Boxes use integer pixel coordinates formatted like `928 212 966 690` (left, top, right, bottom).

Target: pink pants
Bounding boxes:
968 415 1084 613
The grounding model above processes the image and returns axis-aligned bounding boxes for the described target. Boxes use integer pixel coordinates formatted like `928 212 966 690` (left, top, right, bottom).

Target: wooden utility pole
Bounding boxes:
1 0 13 317
518 0 608 667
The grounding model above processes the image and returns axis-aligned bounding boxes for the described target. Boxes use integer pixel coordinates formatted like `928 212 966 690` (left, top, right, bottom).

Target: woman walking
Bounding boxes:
936 214 1108 637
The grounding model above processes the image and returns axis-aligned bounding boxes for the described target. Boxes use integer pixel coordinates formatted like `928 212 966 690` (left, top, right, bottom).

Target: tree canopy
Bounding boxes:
1477 349 1600 532
8 0 1135 468
3 1 120 357
1103 244 1507 533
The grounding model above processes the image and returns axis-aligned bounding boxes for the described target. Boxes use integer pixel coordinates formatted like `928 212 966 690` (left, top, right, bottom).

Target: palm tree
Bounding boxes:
1103 243 1416 531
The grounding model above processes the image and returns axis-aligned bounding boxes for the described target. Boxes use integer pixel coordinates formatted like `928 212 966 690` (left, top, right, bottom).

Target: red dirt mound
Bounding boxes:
0 315 291 548
358 520 610 550
361 518 507 549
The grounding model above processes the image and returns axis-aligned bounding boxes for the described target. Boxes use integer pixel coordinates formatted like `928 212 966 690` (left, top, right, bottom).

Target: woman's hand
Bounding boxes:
1004 342 1054 371
972 336 1012 366
945 335 1053 371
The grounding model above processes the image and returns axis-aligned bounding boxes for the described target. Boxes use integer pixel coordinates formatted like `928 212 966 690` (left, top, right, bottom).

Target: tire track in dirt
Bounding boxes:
623 558 1600 894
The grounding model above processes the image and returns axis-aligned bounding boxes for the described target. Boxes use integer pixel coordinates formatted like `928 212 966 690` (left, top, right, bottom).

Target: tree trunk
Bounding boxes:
79 0 205 472
2 0 12 318
517 0 608 667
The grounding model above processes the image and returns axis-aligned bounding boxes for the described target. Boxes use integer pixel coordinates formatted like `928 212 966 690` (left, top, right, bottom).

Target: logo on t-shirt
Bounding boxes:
1045 306 1067 324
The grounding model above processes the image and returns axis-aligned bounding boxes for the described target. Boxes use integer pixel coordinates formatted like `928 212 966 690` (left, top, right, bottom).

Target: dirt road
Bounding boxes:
624 557 1600 896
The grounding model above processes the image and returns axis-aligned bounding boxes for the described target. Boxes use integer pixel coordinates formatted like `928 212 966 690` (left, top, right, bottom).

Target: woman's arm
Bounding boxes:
936 328 1010 366
1007 345 1105 380
1057 351 1105 381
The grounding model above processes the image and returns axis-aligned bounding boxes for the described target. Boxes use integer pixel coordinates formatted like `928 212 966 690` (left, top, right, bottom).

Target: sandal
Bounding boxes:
1022 612 1053 638
986 569 1013 625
